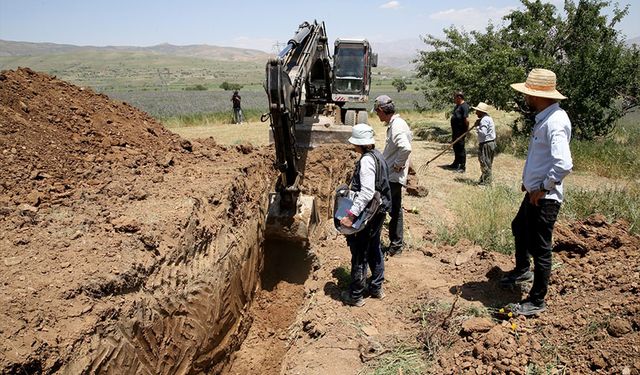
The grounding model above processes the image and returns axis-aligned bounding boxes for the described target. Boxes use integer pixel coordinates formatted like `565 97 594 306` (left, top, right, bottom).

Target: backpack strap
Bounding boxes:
365 150 383 193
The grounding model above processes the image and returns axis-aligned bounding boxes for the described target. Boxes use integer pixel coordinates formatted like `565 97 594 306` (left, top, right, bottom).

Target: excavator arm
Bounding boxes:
264 21 332 241
264 21 375 242
265 20 332 195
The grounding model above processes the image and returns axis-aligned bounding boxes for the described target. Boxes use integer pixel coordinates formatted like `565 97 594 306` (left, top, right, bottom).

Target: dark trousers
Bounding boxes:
452 128 466 168
511 195 561 305
478 140 496 184
389 182 404 251
346 212 385 298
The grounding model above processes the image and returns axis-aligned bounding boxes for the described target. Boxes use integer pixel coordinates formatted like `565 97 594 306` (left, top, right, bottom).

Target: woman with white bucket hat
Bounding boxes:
337 124 392 307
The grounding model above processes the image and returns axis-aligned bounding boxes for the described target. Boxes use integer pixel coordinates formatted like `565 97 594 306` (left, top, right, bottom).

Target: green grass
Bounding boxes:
161 109 265 127
562 185 639 234
0 51 266 91
570 111 640 179
360 346 428 375
434 182 640 252
434 184 520 254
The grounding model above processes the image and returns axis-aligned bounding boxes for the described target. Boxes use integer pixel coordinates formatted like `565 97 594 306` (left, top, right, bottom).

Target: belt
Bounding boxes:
479 139 496 145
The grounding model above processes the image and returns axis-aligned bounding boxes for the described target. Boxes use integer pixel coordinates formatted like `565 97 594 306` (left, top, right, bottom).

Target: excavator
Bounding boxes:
264 20 377 242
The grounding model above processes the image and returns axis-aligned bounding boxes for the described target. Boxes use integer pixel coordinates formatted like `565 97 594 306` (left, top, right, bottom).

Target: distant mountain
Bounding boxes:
371 38 430 71
628 36 640 47
0 40 269 62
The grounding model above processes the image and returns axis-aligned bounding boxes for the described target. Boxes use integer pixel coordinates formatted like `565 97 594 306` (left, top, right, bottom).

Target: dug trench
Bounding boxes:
0 68 354 374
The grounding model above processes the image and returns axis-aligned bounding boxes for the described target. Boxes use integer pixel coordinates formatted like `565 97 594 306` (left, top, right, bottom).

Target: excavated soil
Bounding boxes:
0 68 353 374
2 68 639 375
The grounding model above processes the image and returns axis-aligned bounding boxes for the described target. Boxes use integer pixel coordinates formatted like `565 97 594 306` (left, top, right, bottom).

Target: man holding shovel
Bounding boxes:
471 102 496 185
502 68 573 316
448 91 470 173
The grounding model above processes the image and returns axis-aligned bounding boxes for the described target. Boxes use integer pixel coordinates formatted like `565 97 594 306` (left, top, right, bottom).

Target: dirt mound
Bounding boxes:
0 67 189 208
0 68 288 373
431 215 640 374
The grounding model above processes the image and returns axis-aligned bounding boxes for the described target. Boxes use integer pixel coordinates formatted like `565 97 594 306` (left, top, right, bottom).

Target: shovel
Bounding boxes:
418 122 478 173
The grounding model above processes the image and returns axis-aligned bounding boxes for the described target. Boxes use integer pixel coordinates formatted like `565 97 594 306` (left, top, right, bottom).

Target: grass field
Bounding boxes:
0 50 414 93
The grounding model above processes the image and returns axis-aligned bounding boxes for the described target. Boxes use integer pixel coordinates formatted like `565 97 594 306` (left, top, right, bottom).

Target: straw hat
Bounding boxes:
471 102 491 114
510 68 567 100
348 123 375 145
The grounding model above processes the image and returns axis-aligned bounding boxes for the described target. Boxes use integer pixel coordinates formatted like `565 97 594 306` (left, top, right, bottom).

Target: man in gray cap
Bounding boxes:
373 95 412 256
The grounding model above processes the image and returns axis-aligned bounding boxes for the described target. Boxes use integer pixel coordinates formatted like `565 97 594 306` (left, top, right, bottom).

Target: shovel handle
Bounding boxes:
418 123 478 173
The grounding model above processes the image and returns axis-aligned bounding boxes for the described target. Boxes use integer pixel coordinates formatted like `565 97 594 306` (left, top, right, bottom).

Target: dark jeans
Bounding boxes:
511 195 561 305
389 182 404 251
452 128 466 168
346 212 385 298
233 108 244 124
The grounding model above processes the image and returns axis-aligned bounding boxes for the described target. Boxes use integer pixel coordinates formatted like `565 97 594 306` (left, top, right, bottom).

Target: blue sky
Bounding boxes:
1 0 639 52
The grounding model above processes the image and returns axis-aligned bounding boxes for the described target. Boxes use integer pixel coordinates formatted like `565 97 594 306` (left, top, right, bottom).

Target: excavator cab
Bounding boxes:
332 39 377 126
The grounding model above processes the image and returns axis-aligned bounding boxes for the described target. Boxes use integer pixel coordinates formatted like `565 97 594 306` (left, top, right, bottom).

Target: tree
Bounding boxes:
220 81 243 91
392 77 408 92
415 0 640 139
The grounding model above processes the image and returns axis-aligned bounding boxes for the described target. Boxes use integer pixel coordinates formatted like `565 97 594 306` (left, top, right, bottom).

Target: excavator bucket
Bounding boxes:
269 113 353 148
265 192 320 243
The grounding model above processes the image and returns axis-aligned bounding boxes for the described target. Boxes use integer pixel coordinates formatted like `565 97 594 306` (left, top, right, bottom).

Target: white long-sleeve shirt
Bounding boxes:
522 103 573 202
476 115 496 143
349 153 376 217
382 114 412 185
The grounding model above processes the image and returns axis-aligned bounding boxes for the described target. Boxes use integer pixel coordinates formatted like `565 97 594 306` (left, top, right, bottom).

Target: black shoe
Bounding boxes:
368 288 386 299
444 164 458 170
500 270 534 285
341 291 365 307
454 167 466 173
512 301 546 316
387 247 403 257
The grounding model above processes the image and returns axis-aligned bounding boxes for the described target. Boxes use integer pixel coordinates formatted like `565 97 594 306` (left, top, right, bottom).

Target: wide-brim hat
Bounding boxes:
471 102 492 114
510 68 567 100
348 123 375 145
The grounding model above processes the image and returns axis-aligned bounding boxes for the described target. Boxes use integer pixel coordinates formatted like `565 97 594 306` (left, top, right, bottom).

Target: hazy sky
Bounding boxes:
1 0 639 52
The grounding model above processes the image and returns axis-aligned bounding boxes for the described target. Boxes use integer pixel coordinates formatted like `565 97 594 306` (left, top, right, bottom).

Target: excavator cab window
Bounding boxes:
334 44 366 94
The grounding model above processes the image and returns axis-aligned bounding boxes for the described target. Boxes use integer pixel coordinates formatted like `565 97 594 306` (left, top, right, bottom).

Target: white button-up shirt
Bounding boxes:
476 115 496 143
382 114 412 185
522 103 573 202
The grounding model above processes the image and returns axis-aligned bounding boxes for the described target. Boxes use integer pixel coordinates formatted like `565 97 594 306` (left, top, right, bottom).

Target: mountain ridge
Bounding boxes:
0 39 270 62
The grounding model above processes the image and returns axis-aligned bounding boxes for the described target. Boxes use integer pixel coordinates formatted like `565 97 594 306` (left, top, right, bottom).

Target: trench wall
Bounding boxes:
60 190 270 374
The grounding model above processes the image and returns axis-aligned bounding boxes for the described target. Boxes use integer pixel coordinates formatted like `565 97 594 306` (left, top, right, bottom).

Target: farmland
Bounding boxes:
107 89 423 118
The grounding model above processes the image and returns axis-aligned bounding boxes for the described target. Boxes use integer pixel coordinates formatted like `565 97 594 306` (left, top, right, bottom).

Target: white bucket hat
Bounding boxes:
348 123 375 145
471 102 492 114
510 68 567 100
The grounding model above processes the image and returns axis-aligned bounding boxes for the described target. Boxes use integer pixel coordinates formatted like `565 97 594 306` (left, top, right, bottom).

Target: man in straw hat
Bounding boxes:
471 102 496 185
502 68 573 316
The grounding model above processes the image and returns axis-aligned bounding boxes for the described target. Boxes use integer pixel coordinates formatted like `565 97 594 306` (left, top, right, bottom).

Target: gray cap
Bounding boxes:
373 95 395 111
373 95 393 110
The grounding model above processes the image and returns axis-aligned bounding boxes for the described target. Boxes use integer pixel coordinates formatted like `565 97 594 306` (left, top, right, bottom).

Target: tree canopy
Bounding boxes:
415 0 640 139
